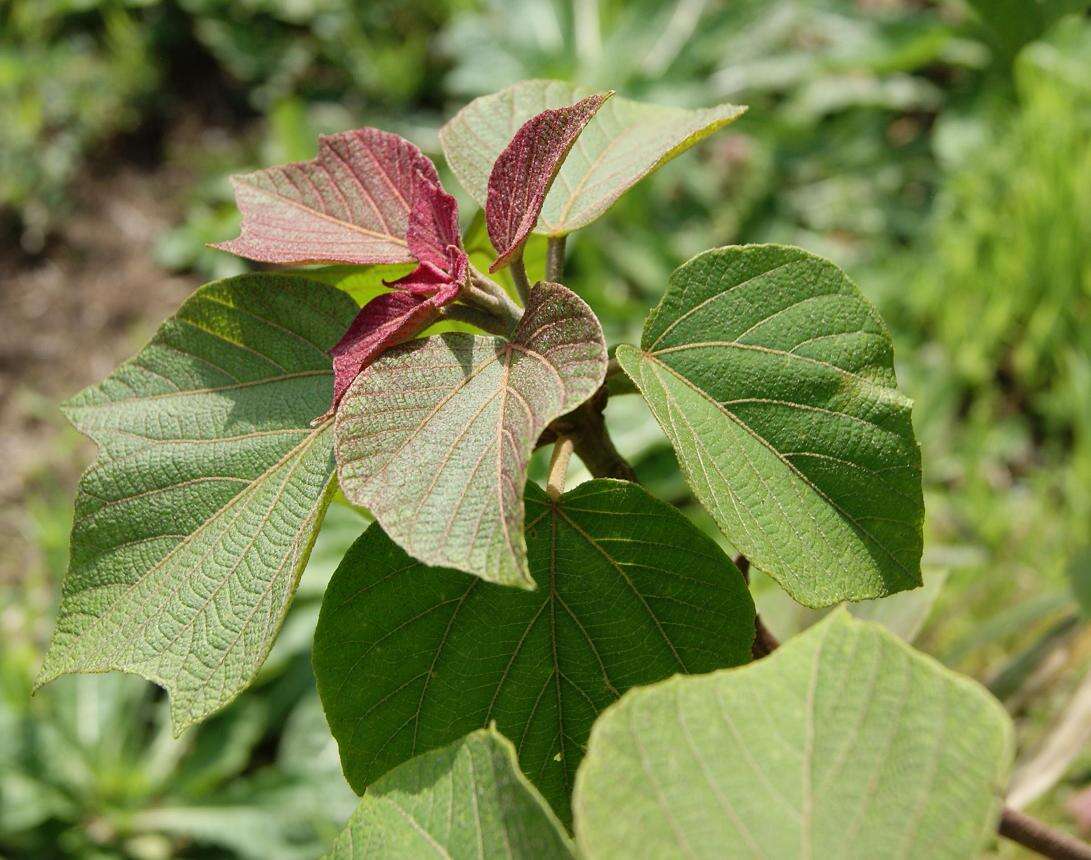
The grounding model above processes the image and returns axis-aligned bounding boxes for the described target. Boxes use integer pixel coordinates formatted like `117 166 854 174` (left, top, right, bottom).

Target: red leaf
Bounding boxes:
406 173 461 267
213 128 439 265
328 282 460 411
485 93 611 272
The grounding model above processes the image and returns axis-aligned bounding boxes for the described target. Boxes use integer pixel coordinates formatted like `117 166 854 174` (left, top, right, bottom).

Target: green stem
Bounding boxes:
546 235 567 282
510 254 532 304
439 304 511 336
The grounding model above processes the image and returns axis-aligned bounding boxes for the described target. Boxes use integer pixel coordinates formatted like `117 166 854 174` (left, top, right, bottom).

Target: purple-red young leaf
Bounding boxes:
406 173 461 267
213 128 440 265
485 93 611 272
329 283 460 411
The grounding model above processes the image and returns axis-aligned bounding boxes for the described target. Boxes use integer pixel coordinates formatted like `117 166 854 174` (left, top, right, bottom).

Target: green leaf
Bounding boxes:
573 610 1014 860
440 80 745 236
37 274 358 732
326 729 573 860
334 282 606 588
313 480 755 823
617 245 923 607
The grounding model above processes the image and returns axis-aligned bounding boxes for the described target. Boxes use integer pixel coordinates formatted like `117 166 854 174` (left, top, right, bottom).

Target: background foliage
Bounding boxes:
2 0 1091 856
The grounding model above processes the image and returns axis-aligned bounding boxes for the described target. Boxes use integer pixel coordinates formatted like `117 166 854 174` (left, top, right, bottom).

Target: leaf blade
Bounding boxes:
334 282 606 587
313 480 756 824
617 244 923 607
213 129 439 265
37 274 358 731
486 92 611 270
573 611 1014 859
326 729 574 860
440 80 745 236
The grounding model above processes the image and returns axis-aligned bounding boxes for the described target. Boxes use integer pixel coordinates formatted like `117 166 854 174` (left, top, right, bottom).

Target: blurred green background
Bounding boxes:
2 1 1091 856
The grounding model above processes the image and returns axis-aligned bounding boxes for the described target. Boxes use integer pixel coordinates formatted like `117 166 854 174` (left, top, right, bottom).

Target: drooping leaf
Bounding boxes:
334 282 606 587
573 610 1014 860
486 93 611 271
328 285 460 412
440 80 745 236
616 245 923 607
213 129 439 265
313 480 755 823
326 729 573 860
36 274 358 731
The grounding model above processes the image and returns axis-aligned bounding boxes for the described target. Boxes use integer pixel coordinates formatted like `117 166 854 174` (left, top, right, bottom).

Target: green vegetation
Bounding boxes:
3 1 1091 857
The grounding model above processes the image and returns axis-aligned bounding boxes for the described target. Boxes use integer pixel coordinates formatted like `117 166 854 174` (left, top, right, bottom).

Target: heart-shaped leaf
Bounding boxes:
36 274 358 731
313 480 755 824
440 80 745 236
327 729 573 860
617 245 923 607
334 282 606 588
486 93 611 271
573 610 1013 859
213 129 438 265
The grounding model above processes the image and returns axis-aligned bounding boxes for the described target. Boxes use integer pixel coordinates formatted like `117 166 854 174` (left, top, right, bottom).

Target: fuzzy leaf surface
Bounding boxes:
37 274 358 731
573 611 1014 860
334 283 605 587
213 129 438 265
486 93 610 270
440 80 745 236
326 729 573 860
313 480 755 823
617 244 923 607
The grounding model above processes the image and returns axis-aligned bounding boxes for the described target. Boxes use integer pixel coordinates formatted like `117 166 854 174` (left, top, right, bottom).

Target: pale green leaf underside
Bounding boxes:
334 282 606 588
327 729 573 860
617 244 923 607
439 79 745 236
573 610 1014 860
38 274 358 732
313 480 755 824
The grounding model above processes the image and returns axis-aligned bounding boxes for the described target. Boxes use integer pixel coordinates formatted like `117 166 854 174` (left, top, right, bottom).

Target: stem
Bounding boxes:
999 808 1091 860
546 235 567 282
546 437 575 500
461 279 522 331
739 560 1091 860
439 304 510 336
510 254 532 305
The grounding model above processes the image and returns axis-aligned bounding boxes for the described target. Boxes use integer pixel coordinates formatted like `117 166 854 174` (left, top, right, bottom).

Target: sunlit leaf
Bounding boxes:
486 93 610 270
334 282 606 587
326 729 573 860
617 244 923 607
574 610 1013 859
36 274 358 731
313 480 755 823
213 129 438 265
440 80 745 236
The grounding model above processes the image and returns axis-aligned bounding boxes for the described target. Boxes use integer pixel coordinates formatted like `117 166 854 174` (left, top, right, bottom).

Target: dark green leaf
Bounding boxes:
313 480 755 823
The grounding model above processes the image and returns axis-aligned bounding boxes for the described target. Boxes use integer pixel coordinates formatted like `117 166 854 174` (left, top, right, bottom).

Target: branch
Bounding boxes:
737 557 1091 860
999 809 1091 860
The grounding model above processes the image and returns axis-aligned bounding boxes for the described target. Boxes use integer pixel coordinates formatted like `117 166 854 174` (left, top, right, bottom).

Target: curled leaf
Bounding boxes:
329 285 460 411
327 173 469 412
486 92 611 271
213 128 439 265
